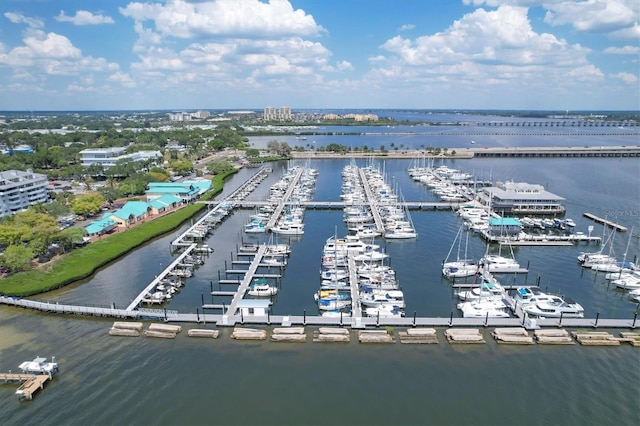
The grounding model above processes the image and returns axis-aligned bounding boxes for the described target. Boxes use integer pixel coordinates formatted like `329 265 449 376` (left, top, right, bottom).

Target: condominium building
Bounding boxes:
0 170 49 217
263 106 291 121
79 147 163 169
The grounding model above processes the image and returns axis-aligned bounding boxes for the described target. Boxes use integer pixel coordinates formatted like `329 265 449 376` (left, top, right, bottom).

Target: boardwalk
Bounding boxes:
347 254 362 318
265 167 305 230
358 168 385 234
126 244 197 311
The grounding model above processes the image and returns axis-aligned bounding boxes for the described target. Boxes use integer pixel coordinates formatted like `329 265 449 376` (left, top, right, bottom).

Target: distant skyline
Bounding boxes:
0 0 638 111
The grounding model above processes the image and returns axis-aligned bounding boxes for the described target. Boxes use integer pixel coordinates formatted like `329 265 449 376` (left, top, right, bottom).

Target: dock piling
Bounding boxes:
594 312 600 328
413 311 417 327
558 311 563 327
484 312 489 327
633 312 637 329
196 308 200 323
449 311 453 326
303 310 306 326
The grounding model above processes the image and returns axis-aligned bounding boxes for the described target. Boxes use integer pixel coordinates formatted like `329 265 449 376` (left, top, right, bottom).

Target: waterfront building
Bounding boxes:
0 169 49 218
476 181 565 215
487 217 523 236
79 148 162 169
146 180 212 203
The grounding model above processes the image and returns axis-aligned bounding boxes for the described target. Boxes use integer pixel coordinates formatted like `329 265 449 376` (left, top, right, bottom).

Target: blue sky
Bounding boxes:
0 0 638 111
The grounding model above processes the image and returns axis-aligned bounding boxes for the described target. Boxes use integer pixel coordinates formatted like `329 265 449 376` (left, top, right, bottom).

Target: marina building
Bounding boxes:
476 181 565 216
0 169 49 217
79 148 162 169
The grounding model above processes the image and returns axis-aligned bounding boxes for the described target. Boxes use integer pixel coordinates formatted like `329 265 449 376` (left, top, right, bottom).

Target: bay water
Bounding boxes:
1 119 639 425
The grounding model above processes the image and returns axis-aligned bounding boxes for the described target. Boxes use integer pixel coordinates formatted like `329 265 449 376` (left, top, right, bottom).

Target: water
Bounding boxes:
2 122 640 425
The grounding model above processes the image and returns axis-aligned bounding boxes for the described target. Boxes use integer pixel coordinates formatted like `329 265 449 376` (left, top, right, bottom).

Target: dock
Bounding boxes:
583 213 628 232
265 167 305 230
358 168 385 234
347 253 362 320
0 373 52 400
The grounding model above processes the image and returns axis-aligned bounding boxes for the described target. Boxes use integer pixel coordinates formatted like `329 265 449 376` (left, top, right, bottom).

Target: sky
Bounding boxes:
0 0 638 111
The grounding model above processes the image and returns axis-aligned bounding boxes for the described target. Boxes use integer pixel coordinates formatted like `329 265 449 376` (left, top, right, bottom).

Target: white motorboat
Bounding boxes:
262 256 287 267
457 299 510 318
365 304 405 318
613 277 640 290
359 289 405 308
524 296 584 318
629 289 640 303
244 220 266 233
480 254 521 272
384 224 418 239
317 298 352 311
456 282 504 302
320 267 349 281
19 356 58 375
247 279 279 297
513 286 547 305
353 249 389 262
324 235 379 254
271 222 304 235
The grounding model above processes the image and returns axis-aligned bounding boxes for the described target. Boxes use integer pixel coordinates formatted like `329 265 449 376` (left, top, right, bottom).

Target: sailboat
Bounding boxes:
442 225 479 279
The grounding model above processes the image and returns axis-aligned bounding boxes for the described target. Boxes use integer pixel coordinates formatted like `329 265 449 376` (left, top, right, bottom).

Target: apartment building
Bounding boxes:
263 106 291 121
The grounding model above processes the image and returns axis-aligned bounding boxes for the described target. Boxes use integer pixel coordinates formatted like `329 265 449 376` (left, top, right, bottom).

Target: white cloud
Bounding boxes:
336 60 354 72
55 10 115 25
398 24 415 32
4 11 44 28
120 0 325 39
604 45 640 54
380 6 589 67
108 72 137 88
612 72 638 84
0 30 119 75
543 0 638 33
609 22 640 39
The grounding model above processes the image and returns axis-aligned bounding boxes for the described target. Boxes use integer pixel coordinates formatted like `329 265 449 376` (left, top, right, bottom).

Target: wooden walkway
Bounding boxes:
1 296 638 329
218 245 268 315
583 212 628 232
347 254 362 318
358 168 385 234
125 244 197 311
265 167 305 230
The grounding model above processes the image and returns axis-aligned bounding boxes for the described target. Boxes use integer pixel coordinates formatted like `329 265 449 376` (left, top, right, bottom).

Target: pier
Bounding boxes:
583 212 628 232
358 168 386 234
0 373 52 400
265 167 305 230
126 243 198 311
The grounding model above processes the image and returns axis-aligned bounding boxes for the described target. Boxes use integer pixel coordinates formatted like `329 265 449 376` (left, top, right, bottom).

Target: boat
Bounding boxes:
480 254 521 272
456 282 504 302
271 222 304 235
359 289 405 308
457 299 510 318
442 226 478 278
19 356 58 375
317 298 352 311
629 289 640 303
523 296 584 318
244 220 266 233
365 304 405 318
247 278 278 297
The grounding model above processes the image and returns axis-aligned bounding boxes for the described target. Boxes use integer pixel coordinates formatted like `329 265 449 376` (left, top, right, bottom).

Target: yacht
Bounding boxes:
524 296 584 318
271 222 304 236
457 299 510 318
442 260 479 279
359 289 405 308
365 304 405 318
456 282 504 302
247 279 278 297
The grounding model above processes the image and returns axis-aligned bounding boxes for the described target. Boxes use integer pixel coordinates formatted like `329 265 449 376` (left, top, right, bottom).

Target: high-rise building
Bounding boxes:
0 170 49 217
263 106 277 121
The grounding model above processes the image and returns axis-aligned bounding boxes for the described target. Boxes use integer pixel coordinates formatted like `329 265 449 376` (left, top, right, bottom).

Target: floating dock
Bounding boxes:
583 213 628 232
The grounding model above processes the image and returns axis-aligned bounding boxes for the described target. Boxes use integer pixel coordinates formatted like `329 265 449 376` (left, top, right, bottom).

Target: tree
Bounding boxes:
70 193 105 216
0 245 34 272
267 140 280 154
245 148 260 158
